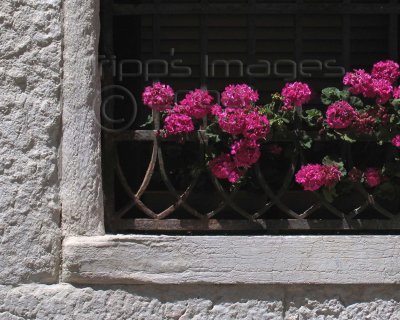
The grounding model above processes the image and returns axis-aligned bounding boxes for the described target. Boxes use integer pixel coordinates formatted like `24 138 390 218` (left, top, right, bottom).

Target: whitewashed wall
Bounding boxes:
1 0 400 318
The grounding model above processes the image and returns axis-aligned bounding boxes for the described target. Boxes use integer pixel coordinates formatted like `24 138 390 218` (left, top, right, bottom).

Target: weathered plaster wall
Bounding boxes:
2 284 400 319
0 0 62 284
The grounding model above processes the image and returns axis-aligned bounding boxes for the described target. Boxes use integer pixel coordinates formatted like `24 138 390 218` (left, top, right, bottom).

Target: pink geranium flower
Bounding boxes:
230 139 261 168
393 86 400 99
175 89 214 119
281 82 312 110
343 69 375 97
243 111 270 140
221 84 259 108
217 108 247 135
371 60 400 83
295 164 342 191
326 101 356 129
295 164 326 191
343 68 394 104
208 153 243 183
163 113 194 136
364 168 381 188
391 135 400 147
371 78 393 104
323 165 342 188
142 82 174 111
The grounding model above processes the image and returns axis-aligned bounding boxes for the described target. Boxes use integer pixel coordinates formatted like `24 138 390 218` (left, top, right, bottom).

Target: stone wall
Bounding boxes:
0 0 62 285
1 0 400 319
1 284 400 319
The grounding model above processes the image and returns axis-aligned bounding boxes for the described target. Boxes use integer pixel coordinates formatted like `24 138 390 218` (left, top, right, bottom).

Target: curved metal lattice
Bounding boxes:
105 129 400 233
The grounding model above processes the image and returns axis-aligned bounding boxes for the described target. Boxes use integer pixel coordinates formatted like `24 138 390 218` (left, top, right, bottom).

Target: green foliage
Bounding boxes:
205 122 222 143
140 114 154 128
322 156 346 176
336 131 357 143
321 87 350 105
391 99 400 108
299 131 313 149
348 96 364 109
303 109 322 127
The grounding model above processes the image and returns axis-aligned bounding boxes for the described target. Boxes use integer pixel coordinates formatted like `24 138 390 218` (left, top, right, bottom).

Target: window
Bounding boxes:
100 0 400 233
61 0 400 285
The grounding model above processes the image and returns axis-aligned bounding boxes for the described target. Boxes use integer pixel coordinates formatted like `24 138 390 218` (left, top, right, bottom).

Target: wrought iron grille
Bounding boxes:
101 0 400 233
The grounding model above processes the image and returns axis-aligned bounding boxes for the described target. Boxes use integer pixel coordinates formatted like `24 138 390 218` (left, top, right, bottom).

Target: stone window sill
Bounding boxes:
62 235 400 284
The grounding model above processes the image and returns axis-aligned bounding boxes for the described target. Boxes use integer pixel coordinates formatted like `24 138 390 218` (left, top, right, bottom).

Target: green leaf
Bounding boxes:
321 87 350 105
258 104 274 116
348 96 364 109
205 122 222 143
322 156 346 175
336 132 357 143
321 87 340 105
303 109 323 127
299 132 313 149
140 114 154 128
391 99 400 108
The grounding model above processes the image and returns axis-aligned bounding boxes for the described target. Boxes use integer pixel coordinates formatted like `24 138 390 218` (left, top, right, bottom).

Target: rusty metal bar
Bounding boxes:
389 0 399 60
100 0 116 232
113 219 400 232
108 130 388 142
113 4 400 16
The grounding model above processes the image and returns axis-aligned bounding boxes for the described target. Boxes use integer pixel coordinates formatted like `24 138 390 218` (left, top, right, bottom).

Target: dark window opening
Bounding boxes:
100 0 400 234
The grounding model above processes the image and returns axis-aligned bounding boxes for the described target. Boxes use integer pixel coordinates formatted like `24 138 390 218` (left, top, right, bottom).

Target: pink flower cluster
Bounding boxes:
394 86 400 99
213 107 247 135
209 86 271 182
299 165 384 190
371 60 400 83
343 69 372 96
209 139 261 183
209 107 270 182
326 97 391 134
142 82 174 111
295 164 342 191
221 84 259 108
364 168 382 188
213 107 270 139
281 82 312 111
243 112 270 140
372 78 393 104
392 135 400 147
348 167 382 187
343 60 400 104
208 154 243 183
143 84 216 137
326 101 356 129
352 107 388 135
162 113 194 136
230 139 261 168
174 89 214 119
